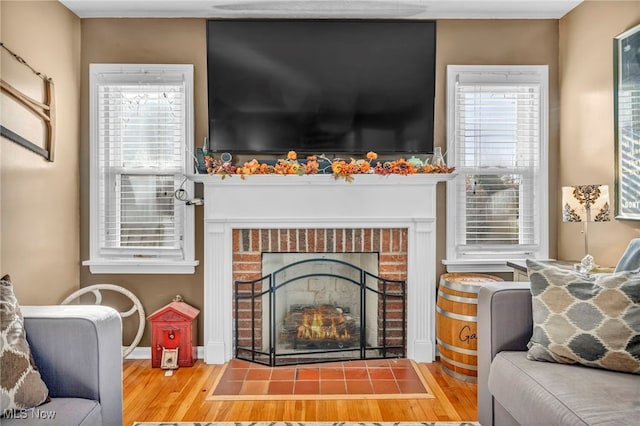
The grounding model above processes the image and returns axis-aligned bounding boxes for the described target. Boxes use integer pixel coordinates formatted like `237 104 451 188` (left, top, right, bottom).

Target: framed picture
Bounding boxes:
0 45 55 162
614 24 640 220
161 348 179 370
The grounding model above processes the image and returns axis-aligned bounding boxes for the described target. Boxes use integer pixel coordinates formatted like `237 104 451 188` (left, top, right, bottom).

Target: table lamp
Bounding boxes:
561 185 611 271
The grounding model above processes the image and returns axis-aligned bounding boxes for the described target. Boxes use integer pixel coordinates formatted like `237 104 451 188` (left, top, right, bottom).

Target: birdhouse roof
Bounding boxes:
147 300 200 321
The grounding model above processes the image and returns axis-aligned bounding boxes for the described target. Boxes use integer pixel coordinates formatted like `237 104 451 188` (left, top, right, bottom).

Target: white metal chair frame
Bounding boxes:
61 284 145 358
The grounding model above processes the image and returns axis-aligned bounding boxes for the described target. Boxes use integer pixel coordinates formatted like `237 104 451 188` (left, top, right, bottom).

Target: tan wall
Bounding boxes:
2 0 635 351
7 1 640 345
558 1 640 267
434 19 560 278
8 3 636 347
79 19 208 346
78 18 560 346
0 1 81 303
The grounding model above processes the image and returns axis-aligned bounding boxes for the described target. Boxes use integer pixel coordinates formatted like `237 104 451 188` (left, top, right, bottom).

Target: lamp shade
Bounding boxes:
562 185 611 223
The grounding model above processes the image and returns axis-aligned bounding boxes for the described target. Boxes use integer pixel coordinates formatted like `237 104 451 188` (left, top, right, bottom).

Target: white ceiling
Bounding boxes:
59 0 584 19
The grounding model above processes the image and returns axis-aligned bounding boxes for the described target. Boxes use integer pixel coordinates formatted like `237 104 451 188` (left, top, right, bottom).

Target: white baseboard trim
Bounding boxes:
125 346 206 360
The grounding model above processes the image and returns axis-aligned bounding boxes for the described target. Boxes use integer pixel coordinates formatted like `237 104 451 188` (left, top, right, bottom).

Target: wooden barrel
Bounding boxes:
436 272 503 382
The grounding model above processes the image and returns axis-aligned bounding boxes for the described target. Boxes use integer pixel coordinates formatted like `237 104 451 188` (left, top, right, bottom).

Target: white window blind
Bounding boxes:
445 66 548 270
98 80 184 254
85 64 197 274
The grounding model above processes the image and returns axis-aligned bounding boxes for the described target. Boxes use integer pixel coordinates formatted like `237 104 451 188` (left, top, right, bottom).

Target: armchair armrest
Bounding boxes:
21 305 123 426
477 282 533 426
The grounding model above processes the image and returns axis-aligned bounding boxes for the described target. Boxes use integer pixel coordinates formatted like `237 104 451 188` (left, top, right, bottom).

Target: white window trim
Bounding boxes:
84 64 198 274
443 65 549 273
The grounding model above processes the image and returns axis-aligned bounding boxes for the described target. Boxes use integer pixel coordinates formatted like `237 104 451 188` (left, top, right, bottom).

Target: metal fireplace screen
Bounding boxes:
234 258 406 366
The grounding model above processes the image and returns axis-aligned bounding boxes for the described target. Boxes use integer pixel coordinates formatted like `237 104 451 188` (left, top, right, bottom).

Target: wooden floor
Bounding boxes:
123 358 477 425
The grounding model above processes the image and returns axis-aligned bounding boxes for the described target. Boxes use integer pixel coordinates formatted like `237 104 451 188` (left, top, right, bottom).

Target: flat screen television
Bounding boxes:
206 19 436 155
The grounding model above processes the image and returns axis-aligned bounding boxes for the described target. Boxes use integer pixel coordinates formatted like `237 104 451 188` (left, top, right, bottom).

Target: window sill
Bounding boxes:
83 259 199 274
441 259 514 273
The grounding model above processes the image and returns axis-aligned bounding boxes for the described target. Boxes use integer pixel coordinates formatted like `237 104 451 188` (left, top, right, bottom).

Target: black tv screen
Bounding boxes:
207 19 436 155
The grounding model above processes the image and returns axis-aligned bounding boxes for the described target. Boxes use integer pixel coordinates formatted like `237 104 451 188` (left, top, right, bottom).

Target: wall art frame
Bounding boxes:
0 43 55 162
614 23 640 220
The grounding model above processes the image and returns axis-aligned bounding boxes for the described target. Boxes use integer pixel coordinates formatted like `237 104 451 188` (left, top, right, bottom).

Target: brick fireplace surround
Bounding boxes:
234 228 407 359
191 173 455 364
233 228 407 282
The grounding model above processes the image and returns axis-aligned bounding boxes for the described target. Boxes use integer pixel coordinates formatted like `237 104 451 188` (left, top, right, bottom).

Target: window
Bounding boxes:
444 65 549 272
84 64 197 274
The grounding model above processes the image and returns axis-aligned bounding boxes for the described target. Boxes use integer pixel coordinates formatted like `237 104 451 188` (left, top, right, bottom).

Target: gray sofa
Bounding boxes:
477 281 639 426
2 305 123 426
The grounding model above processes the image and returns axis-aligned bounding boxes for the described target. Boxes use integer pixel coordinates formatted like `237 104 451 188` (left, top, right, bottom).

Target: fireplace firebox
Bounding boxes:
234 257 406 366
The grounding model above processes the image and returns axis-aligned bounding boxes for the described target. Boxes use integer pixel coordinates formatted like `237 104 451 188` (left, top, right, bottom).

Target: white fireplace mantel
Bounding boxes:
190 173 455 364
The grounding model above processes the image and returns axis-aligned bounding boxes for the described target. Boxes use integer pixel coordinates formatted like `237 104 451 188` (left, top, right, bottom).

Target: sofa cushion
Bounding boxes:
0 398 101 426
489 351 640 426
526 260 640 374
0 275 50 414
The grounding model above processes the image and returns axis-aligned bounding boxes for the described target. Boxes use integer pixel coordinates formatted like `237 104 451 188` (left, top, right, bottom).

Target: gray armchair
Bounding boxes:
477 282 532 426
478 239 640 425
614 238 640 273
3 305 123 426
478 280 639 425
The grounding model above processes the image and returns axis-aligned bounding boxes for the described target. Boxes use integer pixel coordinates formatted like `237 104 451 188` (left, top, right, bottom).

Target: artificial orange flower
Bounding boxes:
331 161 344 175
243 159 260 174
305 157 319 174
345 161 358 175
205 150 452 180
390 159 418 175
274 161 286 174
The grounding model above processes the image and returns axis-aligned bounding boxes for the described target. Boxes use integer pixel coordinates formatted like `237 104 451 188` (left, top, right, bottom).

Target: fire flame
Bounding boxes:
297 309 351 341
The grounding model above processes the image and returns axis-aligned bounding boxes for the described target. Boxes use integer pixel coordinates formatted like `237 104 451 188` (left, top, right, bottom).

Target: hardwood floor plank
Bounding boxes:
123 359 478 424
424 362 477 421
418 362 463 421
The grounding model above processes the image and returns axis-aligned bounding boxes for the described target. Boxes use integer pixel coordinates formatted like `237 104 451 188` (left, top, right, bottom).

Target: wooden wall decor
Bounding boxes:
0 43 55 162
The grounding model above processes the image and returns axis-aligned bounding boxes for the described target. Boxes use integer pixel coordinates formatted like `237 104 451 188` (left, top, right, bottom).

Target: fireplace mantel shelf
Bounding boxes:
190 172 456 186
189 172 455 364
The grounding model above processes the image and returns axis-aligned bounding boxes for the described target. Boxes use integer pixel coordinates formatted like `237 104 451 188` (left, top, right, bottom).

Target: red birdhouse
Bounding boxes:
147 295 199 368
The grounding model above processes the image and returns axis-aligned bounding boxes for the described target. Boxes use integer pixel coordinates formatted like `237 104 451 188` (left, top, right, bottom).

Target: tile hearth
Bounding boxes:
207 358 433 400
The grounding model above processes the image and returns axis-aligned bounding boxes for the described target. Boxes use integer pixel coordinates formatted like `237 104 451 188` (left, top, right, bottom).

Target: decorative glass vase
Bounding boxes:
432 147 445 166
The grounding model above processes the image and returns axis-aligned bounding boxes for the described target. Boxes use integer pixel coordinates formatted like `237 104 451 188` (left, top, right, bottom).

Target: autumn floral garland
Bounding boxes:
204 151 454 182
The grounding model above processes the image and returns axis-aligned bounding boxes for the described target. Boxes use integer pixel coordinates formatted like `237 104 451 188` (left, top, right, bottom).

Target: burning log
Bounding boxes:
279 304 359 349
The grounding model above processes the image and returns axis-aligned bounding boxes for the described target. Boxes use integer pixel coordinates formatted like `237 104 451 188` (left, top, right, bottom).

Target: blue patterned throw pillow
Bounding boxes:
526 260 640 374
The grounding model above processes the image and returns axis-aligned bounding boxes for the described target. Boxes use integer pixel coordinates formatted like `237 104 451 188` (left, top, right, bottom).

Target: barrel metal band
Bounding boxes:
436 305 477 322
436 337 478 356
440 364 477 383
438 351 478 371
439 278 482 294
437 290 477 304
